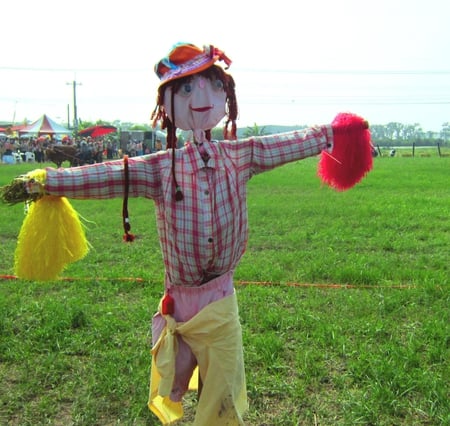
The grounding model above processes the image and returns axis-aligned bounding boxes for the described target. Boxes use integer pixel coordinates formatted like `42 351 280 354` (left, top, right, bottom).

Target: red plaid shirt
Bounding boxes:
46 126 332 286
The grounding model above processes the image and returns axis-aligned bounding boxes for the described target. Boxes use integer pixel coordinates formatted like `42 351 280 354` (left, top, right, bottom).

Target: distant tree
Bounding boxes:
77 120 95 131
369 122 438 146
244 123 267 137
368 124 388 141
130 123 151 131
402 123 422 141
385 122 403 141
441 122 450 143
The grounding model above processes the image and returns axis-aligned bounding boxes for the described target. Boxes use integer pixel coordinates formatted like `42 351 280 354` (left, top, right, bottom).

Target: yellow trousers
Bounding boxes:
148 293 248 425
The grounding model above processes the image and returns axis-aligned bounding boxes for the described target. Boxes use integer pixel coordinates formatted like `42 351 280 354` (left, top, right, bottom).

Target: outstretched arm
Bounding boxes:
223 125 333 180
1 154 165 205
0 153 166 281
223 112 372 190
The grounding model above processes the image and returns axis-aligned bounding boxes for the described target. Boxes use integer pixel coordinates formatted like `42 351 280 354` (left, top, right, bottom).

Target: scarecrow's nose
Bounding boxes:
197 77 206 89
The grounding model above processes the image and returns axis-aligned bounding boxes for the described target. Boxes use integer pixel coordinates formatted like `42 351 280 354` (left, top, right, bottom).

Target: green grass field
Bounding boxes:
0 154 449 425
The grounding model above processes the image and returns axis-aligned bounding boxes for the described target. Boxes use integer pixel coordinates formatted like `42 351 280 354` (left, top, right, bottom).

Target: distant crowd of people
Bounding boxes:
0 135 164 165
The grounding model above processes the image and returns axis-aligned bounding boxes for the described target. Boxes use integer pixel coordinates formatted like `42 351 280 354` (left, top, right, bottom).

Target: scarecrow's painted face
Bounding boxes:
163 74 227 132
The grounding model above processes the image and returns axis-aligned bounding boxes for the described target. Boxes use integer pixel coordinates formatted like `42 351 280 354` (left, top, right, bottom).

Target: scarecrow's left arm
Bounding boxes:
239 112 372 191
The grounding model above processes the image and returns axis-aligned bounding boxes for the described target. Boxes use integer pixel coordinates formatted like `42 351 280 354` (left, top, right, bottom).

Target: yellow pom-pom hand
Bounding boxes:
14 195 89 281
1 169 89 281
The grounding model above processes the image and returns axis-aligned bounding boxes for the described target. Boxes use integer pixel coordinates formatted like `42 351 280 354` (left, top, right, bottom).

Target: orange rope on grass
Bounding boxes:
236 280 416 289
0 274 416 289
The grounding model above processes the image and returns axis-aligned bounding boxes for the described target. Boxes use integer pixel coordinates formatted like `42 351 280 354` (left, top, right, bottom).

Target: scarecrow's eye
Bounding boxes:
179 82 193 96
212 79 224 91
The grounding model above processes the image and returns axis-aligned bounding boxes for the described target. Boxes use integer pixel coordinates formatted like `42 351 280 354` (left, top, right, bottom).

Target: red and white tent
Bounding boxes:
19 115 70 136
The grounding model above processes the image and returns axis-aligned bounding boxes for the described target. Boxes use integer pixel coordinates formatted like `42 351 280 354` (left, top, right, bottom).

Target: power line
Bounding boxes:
0 66 149 73
236 68 450 76
240 95 450 106
2 65 450 76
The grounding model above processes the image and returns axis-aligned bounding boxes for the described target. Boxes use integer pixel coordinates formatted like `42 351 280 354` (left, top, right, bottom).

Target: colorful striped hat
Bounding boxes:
155 43 231 86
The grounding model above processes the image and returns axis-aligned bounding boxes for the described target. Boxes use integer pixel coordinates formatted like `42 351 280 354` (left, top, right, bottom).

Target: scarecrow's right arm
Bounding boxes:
0 154 166 281
1 154 165 205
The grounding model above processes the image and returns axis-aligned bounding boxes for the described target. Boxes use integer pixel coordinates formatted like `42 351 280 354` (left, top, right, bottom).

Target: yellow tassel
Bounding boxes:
14 195 89 281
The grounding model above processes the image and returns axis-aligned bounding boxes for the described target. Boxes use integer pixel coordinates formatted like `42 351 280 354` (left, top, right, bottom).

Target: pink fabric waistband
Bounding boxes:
163 270 235 322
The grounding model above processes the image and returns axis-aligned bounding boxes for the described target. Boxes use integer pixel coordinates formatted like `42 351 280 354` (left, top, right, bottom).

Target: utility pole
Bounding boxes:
67 79 81 135
12 100 17 125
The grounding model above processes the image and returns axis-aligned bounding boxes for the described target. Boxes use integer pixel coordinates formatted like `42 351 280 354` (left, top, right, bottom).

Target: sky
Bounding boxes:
1 0 449 132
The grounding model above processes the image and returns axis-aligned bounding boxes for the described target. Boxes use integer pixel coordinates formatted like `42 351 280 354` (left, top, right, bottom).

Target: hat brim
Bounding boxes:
158 54 220 87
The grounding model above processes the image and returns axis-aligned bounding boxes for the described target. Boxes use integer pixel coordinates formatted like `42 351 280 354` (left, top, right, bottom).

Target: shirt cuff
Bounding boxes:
321 124 334 152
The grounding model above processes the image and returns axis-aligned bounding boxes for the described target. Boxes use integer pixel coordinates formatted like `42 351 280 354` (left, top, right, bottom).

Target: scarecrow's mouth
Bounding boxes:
190 105 213 112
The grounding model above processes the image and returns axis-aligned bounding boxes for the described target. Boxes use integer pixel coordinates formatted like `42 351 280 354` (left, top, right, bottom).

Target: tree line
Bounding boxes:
238 122 450 147
80 119 450 147
357 122 450 146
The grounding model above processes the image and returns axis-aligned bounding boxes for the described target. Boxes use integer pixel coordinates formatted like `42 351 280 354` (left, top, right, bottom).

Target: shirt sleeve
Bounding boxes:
224 125 333 178
45 153 164 200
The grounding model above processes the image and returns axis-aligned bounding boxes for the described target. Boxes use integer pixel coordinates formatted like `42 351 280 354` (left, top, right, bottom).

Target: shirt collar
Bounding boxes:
183 141 221 173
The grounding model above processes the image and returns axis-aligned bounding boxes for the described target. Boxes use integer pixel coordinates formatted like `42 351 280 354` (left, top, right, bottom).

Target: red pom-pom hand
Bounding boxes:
317 112 373 191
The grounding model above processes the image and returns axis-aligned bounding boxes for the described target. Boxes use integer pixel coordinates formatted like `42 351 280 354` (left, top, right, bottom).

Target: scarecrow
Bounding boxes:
1 43 373 425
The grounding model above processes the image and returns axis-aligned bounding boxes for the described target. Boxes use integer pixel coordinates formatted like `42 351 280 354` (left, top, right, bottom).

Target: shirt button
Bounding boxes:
208 237 213 243
204 190 209 195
